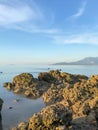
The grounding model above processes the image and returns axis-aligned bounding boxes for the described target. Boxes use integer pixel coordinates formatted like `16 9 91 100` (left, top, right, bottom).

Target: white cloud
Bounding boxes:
69 1 87 19
0 0 44 26
10 24 59 34
0 4 33 25
0 1 57 34
53 33 98 45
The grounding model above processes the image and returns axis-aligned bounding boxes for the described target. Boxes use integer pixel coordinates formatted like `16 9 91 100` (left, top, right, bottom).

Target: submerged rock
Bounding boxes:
3 82 13 90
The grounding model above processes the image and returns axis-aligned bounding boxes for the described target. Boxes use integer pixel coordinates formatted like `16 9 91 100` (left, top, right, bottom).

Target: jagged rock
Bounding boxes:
3 73 49 99
43 83 65 105
17 122 28 130
11 122 28 130
38 70 88 84
3 71 98 130
13 73 34 86
28 103 72 130
56 125 66 130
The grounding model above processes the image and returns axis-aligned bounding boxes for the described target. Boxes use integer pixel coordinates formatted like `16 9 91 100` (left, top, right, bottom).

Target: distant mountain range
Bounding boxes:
54 57 98 65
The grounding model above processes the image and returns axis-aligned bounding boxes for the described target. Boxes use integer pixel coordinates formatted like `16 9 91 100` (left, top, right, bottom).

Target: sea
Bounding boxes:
0 64 98 130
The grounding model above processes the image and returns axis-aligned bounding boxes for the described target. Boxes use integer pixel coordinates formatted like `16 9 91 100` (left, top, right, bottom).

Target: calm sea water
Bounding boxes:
0 64 98 130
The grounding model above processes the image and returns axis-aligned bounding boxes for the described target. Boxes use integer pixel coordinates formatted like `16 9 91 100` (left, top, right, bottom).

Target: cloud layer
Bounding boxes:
53 33 98 45
0 4 33 25
0 0 46 30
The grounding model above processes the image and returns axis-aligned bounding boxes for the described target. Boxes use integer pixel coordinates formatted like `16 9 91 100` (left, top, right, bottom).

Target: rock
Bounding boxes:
3 70 98 130
17 121 28 130
4 72 49 99
13 99 20 103
43 83 65 105
11 127 18 130
3 82 13 90
0 98 3 111
7 106 13 110
56 125 66 130
82 103 91 115
13 73 34 86
11 122 28 130
28 103 72 130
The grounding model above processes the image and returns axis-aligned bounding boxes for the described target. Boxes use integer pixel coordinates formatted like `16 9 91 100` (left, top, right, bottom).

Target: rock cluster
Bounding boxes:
3 70 98 130
38 70 88 84
3 73 49 99
12 103 72 130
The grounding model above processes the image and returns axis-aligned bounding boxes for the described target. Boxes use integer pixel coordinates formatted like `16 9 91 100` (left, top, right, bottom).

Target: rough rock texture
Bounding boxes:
43 83 65 105
3 70 97 130
38 70 88 84
28 103 72 130
11 122 28 130
3 73 49 99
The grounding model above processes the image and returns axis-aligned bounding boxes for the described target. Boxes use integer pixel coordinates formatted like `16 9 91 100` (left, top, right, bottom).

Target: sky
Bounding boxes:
0 0 98 64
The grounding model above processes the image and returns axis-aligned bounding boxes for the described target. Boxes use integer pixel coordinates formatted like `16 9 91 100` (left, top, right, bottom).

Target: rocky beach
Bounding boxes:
2 70 98 130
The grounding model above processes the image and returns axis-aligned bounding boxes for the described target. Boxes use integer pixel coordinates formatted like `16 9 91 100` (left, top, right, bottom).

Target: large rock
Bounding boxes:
13 73 34 86
3 73 49 99
28 103 72 130
38 70 88 84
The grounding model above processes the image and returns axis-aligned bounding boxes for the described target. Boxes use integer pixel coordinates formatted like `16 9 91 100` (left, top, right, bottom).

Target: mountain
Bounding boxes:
54 57 98 65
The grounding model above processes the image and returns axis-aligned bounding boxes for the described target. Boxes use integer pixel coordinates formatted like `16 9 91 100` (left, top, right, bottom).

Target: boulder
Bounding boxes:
28 103 72 130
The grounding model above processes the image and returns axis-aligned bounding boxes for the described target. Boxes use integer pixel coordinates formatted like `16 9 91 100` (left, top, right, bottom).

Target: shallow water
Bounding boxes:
0 64 98 130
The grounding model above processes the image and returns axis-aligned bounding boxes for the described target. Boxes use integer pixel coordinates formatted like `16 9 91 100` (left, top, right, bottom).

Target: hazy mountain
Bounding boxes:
54 57 98 65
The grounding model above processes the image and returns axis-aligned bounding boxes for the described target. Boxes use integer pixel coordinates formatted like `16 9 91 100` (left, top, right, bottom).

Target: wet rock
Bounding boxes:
13 99 20 103
0 98 3 111
7 106 13 110
3 82 13 90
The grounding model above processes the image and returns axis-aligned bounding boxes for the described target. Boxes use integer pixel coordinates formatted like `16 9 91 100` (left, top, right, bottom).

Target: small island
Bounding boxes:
3 70 98 130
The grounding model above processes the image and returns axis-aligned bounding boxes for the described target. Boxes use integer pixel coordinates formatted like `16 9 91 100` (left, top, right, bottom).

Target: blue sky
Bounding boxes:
0 0 98 64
